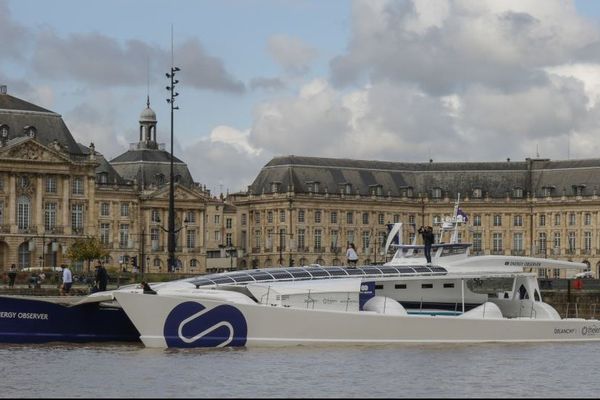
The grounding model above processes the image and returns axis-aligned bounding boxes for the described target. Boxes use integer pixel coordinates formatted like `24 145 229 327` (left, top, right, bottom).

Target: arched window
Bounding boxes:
17 195 30 230
18 242 31 268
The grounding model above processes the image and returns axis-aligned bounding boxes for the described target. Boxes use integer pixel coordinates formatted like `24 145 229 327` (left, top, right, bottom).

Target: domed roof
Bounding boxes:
139 96 156 122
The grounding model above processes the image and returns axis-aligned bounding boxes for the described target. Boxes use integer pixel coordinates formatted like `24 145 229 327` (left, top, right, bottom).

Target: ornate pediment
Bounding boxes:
1 139 70 163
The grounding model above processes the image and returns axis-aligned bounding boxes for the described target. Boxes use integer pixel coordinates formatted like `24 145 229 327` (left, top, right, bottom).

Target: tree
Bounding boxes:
65 236 110 272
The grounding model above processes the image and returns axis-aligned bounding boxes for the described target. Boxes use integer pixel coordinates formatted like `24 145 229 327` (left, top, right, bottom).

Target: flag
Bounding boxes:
457 208 468 222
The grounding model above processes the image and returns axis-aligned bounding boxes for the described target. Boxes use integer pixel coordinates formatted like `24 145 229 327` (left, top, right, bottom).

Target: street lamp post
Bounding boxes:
166 64 180 272
268 230 294 267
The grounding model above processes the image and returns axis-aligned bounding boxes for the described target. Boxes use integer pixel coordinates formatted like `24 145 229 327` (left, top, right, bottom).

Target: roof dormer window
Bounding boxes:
512 187 523 198
24 126 36 138
472 188 482 199
369 184 383 196
0 125 8 138
432 187 442 199
572 184 586 196
270 181 281 193
542 186 554 197
306 181 319 193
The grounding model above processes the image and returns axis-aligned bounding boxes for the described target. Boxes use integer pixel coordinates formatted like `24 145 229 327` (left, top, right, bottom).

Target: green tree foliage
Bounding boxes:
65 236 110 272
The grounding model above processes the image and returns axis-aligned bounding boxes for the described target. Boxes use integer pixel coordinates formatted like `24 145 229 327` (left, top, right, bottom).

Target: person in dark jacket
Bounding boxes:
95 264 109 292
418 226 435 264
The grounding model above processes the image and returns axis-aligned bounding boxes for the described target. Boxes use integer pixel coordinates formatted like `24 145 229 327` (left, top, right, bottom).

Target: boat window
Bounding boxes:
443 283 454 288
422 283 433 289
534 289 541 302
518 285 529 300
395 284 407 289
375 284 384 290
467 278 514 294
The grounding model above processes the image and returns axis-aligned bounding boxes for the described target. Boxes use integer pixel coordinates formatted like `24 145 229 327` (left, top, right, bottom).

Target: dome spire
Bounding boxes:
138 95 158 149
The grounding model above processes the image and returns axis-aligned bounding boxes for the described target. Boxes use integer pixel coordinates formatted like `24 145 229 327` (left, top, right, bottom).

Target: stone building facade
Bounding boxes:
0 88 236 274
231 155 600 278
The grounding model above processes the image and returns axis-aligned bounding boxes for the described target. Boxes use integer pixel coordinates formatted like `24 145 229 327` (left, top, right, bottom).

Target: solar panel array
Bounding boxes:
188 265 447 287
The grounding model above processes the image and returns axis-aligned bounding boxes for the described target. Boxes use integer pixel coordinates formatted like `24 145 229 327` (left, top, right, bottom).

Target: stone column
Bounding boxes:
36 175 43 229
62 176 70 234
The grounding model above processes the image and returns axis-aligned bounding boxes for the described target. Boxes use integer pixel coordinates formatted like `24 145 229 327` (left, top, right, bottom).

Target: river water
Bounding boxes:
0 341 598 398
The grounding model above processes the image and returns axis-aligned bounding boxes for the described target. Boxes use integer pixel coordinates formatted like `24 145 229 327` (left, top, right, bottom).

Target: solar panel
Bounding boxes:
345 268 366 275
361 267 383 275
378 267 400 274
325 267 348 276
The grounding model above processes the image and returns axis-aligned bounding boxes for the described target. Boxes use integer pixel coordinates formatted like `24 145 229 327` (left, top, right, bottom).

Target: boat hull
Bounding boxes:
0 295 140 343
114 292 600 348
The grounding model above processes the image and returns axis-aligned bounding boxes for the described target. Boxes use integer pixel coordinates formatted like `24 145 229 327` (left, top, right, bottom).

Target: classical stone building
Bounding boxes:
231 155 600 278
0 87 238 274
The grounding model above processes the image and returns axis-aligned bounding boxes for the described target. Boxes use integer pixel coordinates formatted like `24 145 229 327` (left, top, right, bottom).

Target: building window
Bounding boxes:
493 214 502 227
100 223 110 245
362 212 369 225
315 210 322 224
378 213 384 225
362 231 370 251
513 215 523 227
151 209 160 223
539 214 546 226
254 230 262 249
472 188 482 198
347 230 355 245
554 213 561 226
279 210 285 223
331 230 340 250
241 213 247 226
267 211 273 224
370 185 383 196
347 212 354 224
120 203 129 217
314 229 322 250
394 214 400 223
306 181 320 193
584 232 592 253
330 211 338 224
45 176 57 193
492 233 503 253
214 214 221 225
18 242 31 269
538 232 547 253
119 224 129 247
553 232 561 254
270 182 280 193
344 183 352 195
187 230 196 248
568 213 576 226
99 202 109 217
584 213 592 226
226 218 233 229
408 214 415 226
71 204 84 232
297 229 305 250
186 211 196 224
254 211 261 224
432 187 442 199
568 232 576 253
72 177 84 195
542 186 553 197
44 202 57 231
0 201 3 224
513 233 523 252
214 231 221 242
298 210 305 223
17 196 31 230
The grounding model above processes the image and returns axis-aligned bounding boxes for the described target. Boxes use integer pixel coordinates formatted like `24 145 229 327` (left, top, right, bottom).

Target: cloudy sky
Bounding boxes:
2 0 600 195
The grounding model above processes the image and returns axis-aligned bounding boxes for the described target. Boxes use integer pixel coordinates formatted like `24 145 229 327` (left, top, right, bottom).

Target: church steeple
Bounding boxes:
138 96 157 149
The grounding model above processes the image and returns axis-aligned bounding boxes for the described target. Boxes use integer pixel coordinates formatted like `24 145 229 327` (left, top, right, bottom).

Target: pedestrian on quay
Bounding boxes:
60 264 73 296
346 243 358 267
94 263 109 292
7 264 17 288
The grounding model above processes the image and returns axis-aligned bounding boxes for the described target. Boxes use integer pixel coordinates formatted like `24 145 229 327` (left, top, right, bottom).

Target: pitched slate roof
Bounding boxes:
0 92 85 156
249 155 600 198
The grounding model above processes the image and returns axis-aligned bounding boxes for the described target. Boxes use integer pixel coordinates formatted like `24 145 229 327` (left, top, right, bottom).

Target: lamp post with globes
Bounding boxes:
166 65 180 272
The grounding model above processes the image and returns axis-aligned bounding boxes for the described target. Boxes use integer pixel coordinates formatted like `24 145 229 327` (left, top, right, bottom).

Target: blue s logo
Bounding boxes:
163 302 248 348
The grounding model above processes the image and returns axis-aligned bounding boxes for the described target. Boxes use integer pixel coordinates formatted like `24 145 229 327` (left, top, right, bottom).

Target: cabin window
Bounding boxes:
517 285 529 300
395 284 407 289
443 283 454 288
534 290 541 302
375 284 384 290
421 283 433 289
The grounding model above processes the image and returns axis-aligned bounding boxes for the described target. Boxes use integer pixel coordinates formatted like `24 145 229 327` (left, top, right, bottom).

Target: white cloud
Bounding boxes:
268 34 318 75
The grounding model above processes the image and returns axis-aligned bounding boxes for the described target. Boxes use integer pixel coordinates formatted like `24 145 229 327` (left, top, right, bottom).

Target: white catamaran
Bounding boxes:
101 197 600 348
